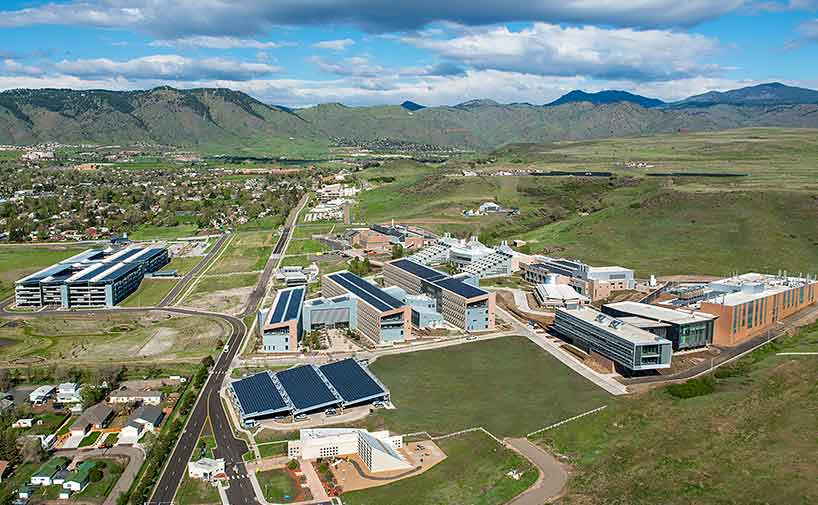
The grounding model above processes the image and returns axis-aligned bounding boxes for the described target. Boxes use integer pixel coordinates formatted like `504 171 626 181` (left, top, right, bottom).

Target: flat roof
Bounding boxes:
327 271 404 312
618 316 672 329
266 286 305 326
605 301 716 324
390 259 447 282
17 263 75 286
433 277 487 299
558 306 671 345
390 258 487 298
319 358 387 406
230 372 289 419
276 365 339 413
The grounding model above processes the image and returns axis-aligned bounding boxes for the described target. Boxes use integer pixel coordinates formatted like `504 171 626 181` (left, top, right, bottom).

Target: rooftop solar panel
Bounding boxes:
328 272 403 312
269 289 292 324
17 263 75 286
392 259 447 282
284 287 305 321
231 372 289 418
66 263 108 283
276 365 339 412
434 277 487 299
92 262 141 283
319 359 386 406
104 247 143 263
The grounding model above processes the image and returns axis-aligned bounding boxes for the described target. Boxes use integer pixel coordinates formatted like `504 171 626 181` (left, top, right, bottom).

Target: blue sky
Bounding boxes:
0 0 816 106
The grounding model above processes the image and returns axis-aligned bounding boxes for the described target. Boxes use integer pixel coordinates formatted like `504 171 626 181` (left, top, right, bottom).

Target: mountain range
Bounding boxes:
0 83 817 151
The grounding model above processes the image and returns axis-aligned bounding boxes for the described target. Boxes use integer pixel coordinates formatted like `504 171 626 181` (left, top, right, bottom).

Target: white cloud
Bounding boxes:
150 36 288 50
2 59 44 77
313 38 355 50
54 54 281 81
0 0 744 36
403 23 721 81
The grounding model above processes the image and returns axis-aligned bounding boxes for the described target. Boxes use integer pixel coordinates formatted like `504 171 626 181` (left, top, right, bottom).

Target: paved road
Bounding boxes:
55 445 145 505
159 233 231 307
150 195 306 505
506 438 568 505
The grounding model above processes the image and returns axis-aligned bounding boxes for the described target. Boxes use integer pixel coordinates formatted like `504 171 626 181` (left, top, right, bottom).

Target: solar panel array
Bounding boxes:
276 365 339 412
434 277 487 299
267 286 305 325
392 259 447 282
231 372 289 418
319 358 387 405
230 359 388 420
328 272 404 311
392 258 488 299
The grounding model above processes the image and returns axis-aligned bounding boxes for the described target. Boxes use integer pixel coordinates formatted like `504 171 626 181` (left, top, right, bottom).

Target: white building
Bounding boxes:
188 458 225 481
108 389 163 405
287 429 412 473
56 383 83 404
534 284 589 310
29 385 55 404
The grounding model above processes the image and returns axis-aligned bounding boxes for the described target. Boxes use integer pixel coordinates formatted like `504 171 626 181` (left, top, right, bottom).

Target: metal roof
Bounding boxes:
327 271 404 312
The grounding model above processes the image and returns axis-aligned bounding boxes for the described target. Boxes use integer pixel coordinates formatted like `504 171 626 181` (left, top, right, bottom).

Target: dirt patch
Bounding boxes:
183 285 254 315
138 327 178 357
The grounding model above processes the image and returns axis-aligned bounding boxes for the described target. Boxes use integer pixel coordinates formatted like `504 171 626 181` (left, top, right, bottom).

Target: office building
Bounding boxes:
522 258 634 301
553 306 672 372
287 429 411 473
257 286 305 352
534 284 589 310
602 301 717 350
15 246 169 308
323 271 411 344
698 273 818 346
383 259 495 331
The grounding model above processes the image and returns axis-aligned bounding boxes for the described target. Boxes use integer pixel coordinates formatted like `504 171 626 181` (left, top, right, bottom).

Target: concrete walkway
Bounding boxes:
496 306 628 396
506 438 568 505
301 461 331 502
503 288 555 317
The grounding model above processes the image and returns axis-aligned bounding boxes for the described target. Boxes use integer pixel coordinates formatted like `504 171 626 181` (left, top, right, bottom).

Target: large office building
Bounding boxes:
257 286 306 352
553 306 672 372
602 301 717 351
287 429 411 473
322 271 411 344
522 258 635 301
697 273 817 346
406 235 513 279
384 259 495 331
15 246 169 308
229 358 389 424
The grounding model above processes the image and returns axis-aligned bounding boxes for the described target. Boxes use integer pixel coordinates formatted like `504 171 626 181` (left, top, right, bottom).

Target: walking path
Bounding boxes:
505 438 568 505
502 288 554 317
301 460 331 502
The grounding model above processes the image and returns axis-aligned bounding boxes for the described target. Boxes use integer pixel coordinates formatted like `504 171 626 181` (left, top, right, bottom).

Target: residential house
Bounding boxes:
30 457 69 486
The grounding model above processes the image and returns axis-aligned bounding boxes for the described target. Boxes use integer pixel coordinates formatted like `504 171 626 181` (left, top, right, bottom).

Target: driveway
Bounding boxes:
506 438 568 505
61 445 145 505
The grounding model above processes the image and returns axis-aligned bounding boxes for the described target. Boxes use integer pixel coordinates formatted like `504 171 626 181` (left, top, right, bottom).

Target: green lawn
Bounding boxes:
79 431 102 447
209 231 275 274
285 238 329 255
367 336 609 437
190 273 260 295
257 442 288 458
75 459 123 502
129 223 199 240
279 255 311 267
342 431 537 505
0 244 88 300
195 435 217 459
257 469 298 503
535 322 818 505
176 475 220 505
120 279 176 307
163 256 204 276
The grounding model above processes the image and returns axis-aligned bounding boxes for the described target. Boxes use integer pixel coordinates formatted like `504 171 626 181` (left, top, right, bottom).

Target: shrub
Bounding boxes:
89 467 103 482
287 459 298 471
666 376 715 399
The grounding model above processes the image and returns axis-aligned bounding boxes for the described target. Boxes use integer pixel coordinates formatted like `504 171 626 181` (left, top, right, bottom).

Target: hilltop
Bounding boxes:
1 82 818 150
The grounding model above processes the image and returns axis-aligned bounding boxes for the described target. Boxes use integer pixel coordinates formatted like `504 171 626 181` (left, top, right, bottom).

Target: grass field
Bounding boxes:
191 273 260 294
0 244 88 300
0 311 227 364
129 223 199 240
79 431 102 447
535 322 818 505
120 279 177 307
209 231 275 274
342 431 537 505
285 238 330 255
163 256 203 276
367 336 609 437
75 459 124 502
176 475 220 505
357 128 818 276
257 469 298 503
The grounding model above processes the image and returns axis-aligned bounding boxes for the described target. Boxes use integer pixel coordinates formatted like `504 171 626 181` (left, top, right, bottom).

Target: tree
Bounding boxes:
0 369 11 392
287 459 299 470
391 244 405 259
201 355 215 369
20 437 45 464
89 467 103 482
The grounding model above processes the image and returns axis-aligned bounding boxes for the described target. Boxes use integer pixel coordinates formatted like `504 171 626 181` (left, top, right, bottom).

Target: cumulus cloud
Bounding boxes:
54 54 281 81
313 38 355 50
0 0 744 36
150 36 288 49
402 23 721 81
310 55 465 79
2 60 45 77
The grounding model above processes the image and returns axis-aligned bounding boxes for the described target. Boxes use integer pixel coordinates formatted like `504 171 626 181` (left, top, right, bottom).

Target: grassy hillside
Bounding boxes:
357 128 818 276
536 322 818 505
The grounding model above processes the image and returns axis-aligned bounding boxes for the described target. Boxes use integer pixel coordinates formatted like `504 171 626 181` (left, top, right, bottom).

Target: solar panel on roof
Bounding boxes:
328 272 403 311
319 359 386 406
231 372 288 418
284 287 305 321
393 259 447 282
433 277 487 299
269 289 292 324
276 365 339 412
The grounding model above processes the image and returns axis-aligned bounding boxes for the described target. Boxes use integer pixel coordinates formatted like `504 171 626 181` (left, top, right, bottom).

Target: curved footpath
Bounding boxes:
54 445 145 505
506 438 568 505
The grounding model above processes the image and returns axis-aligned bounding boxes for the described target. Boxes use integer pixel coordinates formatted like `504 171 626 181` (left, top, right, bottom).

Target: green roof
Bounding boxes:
34 457 69 478
66 461 96 484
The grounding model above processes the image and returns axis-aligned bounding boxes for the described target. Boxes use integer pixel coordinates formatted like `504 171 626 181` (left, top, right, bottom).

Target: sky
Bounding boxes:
0 0 817 107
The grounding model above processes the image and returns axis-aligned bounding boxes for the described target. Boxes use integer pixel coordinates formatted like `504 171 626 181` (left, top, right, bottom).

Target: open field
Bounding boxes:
120 279 177 307
367 336 609 437
0 244 88 300
342 431 537 505
209 231 275 274
257 469 299 503
176 476 220 505
285 238 330 255
163 256 203 276
129 223 200 240
0 311 227 365
535 322 818 505
358 128 818 276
